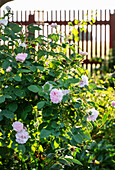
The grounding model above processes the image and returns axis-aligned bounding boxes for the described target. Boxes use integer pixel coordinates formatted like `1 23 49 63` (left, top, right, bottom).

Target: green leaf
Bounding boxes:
17 145 26 154
0 96 5 103
73 134 83 144
37 101 46 109
2 110 15 119
19 69 31 73
27 24 41 33
0 36 8 41
80 131 91 140
20 111 28 120
4 95 12 99
75 103 82 108
44 84 50 92
57 158 70 166
89 83 97 89
71 158 82 165
0 114 3 121
8 103 18 112
102 113 108 124
9 23 22 33
66 78 80 84
14 89 25 97
2 61 10 69
30 66 36 72
37 66 44 71
13 75 21 81
28 85 39 93
50 163 63 170
40 129 51 138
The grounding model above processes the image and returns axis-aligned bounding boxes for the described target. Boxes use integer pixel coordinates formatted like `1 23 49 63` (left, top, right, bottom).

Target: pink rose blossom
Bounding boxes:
111 101 115 107
79 51 88 55
78 75 88 87
16 129 30 144
15 53 27 62
87 108 99 122
45 62 49 66
50 89 63 104
6 66 12 72
12 121 23 132
51 23 57 28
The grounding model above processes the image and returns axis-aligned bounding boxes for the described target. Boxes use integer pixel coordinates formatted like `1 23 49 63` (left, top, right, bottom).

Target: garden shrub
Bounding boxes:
0 8 115 170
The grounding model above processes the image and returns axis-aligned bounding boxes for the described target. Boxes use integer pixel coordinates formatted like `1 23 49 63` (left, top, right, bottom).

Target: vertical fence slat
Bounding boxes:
86 10 89 69
82 10 84 51
78 10 80 53
90 10 93 74
104 9 107 58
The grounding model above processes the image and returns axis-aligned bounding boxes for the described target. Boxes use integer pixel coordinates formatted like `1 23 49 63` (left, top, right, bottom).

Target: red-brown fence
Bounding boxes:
0 9 115 74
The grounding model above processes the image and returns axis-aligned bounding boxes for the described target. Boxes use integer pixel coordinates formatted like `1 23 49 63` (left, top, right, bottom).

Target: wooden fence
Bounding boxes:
0 9 115 74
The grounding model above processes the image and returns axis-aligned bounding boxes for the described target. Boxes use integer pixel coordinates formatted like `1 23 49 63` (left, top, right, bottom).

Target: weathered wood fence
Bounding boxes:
1 9 115 74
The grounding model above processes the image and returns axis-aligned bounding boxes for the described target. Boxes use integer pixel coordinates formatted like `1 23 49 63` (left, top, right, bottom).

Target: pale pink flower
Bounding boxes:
16 129 30 144
0 19 8 29
87 108 99 122
79 51 88 56
111 101 115 107
15 53 27 62
20 42 27 48
12 121 23 132
50 89 63 104
61 89 70 96
45 62 49 66
78 75 88 87
51 23 57 28
6 66 12 72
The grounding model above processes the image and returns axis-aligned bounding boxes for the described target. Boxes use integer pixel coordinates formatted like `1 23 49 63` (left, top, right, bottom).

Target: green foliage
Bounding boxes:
0 10 114 170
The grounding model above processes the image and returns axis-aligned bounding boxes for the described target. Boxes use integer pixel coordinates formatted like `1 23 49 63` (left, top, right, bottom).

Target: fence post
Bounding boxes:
28 14 35 47
110 14 115 49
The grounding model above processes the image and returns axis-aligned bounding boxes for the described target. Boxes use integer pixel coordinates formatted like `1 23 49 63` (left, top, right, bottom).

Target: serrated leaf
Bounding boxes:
0 96 5 103
14 89 25 97
13 75 21 81
44 84 50 91
37 101 46 109
28 85 39 93
80 131 91 140
2 110 15 119
9 23 22 33
73 134 83 144
40 129 51 138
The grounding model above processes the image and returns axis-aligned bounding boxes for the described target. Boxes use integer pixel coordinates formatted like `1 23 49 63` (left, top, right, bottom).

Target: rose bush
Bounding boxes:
0 9 114 169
